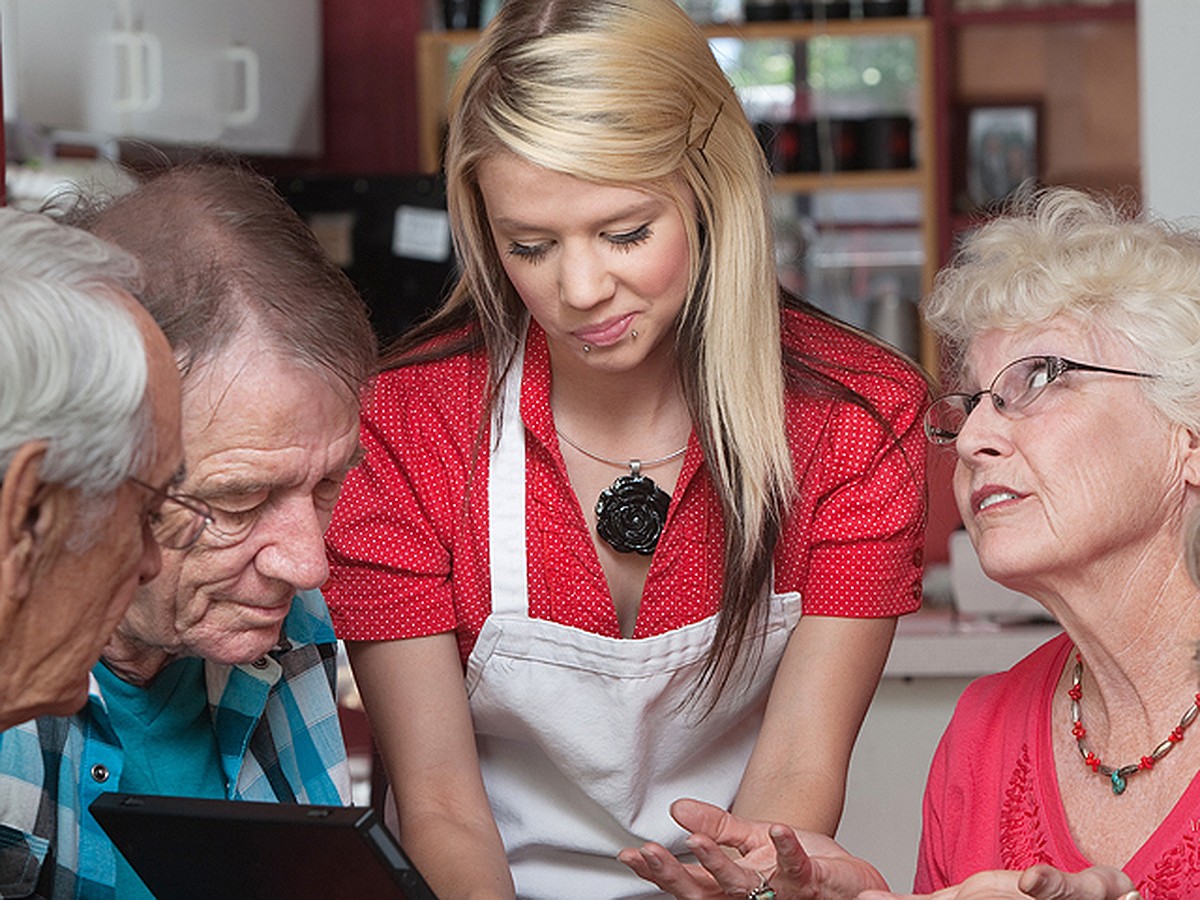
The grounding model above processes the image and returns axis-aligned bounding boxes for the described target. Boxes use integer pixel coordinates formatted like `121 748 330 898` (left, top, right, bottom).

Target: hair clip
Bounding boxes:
689 99 726 154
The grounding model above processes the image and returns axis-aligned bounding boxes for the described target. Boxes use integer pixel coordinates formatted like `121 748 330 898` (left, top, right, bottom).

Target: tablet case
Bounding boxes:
90 792 437 899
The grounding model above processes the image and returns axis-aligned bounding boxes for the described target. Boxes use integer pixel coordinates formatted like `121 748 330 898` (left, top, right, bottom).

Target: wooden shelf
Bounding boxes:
775 169 925 192
700 16 929 40
929 0 1140 274
948 2 1134 27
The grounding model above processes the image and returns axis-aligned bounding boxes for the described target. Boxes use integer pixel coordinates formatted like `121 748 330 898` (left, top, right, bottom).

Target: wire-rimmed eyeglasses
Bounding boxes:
128 477 214 549
924 355 1158 445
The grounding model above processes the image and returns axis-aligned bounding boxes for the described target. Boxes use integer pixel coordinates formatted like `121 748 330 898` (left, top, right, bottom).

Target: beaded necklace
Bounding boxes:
1068 649 1200 795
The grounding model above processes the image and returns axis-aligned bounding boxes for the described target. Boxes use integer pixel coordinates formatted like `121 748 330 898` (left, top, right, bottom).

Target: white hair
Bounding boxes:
0 208 154 499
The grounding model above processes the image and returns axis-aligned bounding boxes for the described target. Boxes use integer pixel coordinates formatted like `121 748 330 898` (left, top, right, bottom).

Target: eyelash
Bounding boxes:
506 224 654 264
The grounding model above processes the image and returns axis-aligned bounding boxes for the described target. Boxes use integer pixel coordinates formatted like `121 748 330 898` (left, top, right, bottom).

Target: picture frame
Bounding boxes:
962 102 1041 210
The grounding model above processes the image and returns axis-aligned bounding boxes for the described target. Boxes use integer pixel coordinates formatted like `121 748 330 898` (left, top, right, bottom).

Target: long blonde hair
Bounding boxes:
400 0 795 694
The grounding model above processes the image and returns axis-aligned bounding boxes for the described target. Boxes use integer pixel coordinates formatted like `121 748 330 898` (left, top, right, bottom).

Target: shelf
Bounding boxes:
948 2 1134 27
423 15 929 44
775 169 924 192
701 16 928 40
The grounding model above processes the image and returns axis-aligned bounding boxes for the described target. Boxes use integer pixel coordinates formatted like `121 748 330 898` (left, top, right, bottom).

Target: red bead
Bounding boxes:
1072 722 1086 739
1068 684 1082 701
1170 727 1185 742
1085 752 1102 772
1139 756 1155 770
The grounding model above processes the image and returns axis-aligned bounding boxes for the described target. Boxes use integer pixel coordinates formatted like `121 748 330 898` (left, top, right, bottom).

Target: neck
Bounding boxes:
547 342 691 456
1050 560 1200 749
101 628 180 687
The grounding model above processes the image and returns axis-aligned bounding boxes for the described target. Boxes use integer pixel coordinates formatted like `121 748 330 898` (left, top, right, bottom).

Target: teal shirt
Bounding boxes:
0 589 349 900
94 657 226 900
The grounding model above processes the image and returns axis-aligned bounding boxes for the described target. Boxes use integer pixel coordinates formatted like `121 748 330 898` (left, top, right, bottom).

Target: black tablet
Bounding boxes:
89 792 437 899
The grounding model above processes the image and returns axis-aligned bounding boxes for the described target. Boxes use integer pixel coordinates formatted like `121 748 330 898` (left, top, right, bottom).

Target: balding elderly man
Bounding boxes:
0 208 192 732
0 164 377 899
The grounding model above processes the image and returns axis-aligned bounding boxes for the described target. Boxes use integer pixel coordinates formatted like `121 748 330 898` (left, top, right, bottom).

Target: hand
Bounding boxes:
617 798 887 900
857 864 1139 900
1018 865 1139 900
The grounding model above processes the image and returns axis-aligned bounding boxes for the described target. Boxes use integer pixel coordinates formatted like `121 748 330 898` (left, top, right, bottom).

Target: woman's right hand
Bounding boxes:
618 798 887 899
857 864 1139 900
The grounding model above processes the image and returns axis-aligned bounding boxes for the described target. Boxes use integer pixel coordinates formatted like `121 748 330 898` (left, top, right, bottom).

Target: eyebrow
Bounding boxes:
196 446 367 500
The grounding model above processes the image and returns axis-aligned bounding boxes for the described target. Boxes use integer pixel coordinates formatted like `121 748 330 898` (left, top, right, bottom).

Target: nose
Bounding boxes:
253 497 330 592
954 393 1011 461
558 241 615 310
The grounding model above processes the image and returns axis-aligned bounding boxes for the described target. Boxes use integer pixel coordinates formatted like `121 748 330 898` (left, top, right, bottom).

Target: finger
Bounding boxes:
768 824 815 882
1018 864 1137 900
671 797 729 834
686 835 762 896
620 843 716 899
616 847 651 879
672 798 760 850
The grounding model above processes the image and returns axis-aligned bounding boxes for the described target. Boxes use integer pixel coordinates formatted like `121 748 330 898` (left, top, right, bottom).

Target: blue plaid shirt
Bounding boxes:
0 589 350 899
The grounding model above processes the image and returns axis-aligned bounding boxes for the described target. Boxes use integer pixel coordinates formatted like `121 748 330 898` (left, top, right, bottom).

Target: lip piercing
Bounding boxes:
582 344 591 353
631 330 638 340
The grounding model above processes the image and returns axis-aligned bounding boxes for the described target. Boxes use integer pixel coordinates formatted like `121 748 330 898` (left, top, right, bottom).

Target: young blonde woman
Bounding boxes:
323 1 928 897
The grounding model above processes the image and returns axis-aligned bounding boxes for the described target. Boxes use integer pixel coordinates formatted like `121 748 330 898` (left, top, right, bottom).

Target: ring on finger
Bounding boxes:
746 871 777 900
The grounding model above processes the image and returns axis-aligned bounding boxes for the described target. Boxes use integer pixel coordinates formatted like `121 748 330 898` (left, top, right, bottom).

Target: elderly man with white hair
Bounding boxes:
0 208 192 732
0 163 378 900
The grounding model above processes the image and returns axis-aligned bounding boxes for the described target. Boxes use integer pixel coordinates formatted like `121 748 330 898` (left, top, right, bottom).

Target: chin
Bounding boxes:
192 624 284 667
45 678 91 718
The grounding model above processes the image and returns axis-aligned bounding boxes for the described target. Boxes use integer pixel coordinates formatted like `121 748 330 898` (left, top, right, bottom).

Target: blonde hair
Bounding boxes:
408 0 794 692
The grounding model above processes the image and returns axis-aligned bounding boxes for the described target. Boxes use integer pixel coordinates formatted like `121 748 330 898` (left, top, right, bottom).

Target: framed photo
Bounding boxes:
963 103 1040 209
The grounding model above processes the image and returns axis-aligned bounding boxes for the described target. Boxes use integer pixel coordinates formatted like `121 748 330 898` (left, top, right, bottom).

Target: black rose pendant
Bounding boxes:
594 470 671 555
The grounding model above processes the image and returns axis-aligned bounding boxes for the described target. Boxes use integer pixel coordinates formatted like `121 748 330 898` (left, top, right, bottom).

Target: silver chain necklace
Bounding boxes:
555 430 688 470
555 430 687 556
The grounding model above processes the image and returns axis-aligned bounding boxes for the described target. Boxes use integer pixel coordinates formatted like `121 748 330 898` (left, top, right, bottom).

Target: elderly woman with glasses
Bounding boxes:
644 186 1200 900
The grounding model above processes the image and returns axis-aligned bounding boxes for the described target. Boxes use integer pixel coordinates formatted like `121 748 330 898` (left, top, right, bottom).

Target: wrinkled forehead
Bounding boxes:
956 317 1122 388
181 342 359 466
183 324 359 407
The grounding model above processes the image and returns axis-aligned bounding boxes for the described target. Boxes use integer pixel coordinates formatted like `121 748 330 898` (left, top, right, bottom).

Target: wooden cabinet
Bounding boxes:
414 16 941 376
928 0 1139 263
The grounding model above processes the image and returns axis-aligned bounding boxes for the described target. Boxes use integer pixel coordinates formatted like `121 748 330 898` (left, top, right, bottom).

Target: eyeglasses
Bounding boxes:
924 355 1158 445
128 477 215 550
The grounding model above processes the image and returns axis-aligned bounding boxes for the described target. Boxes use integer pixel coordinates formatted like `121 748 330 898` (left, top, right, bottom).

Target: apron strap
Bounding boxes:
487 327 529 617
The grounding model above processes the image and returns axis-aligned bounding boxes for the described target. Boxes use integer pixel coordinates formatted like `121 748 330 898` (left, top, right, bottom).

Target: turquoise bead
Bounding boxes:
1111 772 1127 794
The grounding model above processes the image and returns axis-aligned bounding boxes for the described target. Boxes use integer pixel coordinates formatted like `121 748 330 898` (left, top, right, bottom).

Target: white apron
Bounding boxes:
467 338 801 899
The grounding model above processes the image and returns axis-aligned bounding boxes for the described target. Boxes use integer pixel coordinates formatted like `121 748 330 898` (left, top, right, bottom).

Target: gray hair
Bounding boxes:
61 161 377 402
0 208 154 497
923 185 1200 433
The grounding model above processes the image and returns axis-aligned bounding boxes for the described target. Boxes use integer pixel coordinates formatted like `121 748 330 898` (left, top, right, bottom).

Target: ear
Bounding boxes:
1183 427 1200 490
0 441 68 602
